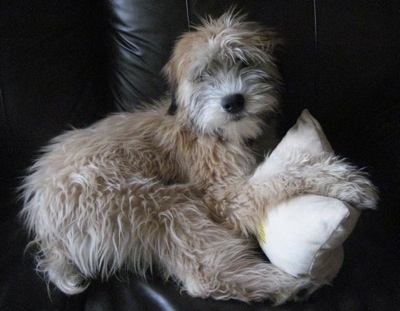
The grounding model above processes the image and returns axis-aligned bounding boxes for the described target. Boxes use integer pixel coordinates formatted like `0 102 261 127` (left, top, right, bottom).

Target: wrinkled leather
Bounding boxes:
106 0 188 110
1 0 399 310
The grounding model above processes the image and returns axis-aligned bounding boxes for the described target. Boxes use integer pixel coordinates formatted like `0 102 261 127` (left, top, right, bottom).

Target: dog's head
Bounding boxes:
164 11 282 144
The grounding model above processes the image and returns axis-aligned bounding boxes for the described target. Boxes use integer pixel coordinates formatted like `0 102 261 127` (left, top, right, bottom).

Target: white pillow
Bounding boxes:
257 195 360 280
256 110 360 280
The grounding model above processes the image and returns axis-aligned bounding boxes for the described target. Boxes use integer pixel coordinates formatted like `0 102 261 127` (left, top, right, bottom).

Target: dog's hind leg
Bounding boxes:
152 199 321 304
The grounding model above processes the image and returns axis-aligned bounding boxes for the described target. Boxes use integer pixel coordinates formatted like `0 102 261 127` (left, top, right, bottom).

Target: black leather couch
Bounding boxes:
1 1 399 310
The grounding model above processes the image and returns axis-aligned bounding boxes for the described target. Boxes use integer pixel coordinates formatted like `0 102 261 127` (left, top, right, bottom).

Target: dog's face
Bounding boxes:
164 12 282 144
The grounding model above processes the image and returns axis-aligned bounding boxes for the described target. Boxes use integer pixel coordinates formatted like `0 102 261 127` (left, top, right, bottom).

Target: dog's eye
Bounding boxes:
196 70 208 82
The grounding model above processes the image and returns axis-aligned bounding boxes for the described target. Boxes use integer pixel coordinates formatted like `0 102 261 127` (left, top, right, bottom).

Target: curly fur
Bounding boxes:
20 11 378 305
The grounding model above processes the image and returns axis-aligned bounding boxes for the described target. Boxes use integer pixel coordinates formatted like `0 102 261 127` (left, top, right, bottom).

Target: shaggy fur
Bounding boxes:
20 12 378 305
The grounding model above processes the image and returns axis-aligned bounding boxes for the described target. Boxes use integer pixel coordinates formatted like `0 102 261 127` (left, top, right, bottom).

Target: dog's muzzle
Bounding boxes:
222 93 245 114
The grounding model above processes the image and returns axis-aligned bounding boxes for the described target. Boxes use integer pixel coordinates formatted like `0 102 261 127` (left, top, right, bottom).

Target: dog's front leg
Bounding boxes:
251 150 378 209
206 177 294 236
208 151 378 236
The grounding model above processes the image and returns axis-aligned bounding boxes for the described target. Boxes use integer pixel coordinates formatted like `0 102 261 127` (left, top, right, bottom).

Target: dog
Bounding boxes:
20 11 378 305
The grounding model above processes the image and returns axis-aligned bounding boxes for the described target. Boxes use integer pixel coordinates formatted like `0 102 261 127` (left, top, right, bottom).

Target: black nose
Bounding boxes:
221 94 245 114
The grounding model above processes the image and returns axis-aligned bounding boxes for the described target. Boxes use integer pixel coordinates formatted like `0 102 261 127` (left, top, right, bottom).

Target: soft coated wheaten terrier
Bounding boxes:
20 12 378 304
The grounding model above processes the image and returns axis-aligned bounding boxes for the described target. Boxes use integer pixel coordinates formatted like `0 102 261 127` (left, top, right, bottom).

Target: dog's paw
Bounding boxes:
268 276 327 306
299 154 379 210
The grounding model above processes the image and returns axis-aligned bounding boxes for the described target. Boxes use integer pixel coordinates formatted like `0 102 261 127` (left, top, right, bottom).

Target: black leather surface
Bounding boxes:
106 0 188 110
0 0 112 221
1 0 399 310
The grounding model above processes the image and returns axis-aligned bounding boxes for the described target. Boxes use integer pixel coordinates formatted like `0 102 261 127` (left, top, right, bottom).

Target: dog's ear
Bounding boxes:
167 82 178 116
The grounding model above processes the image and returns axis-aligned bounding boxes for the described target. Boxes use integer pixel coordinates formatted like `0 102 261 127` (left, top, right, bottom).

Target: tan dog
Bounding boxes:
20 11 377 304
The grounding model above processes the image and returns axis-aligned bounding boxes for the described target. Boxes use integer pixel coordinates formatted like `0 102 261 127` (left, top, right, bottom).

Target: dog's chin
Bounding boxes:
194 106 265 143
227 113 246 122
217 115 263 144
